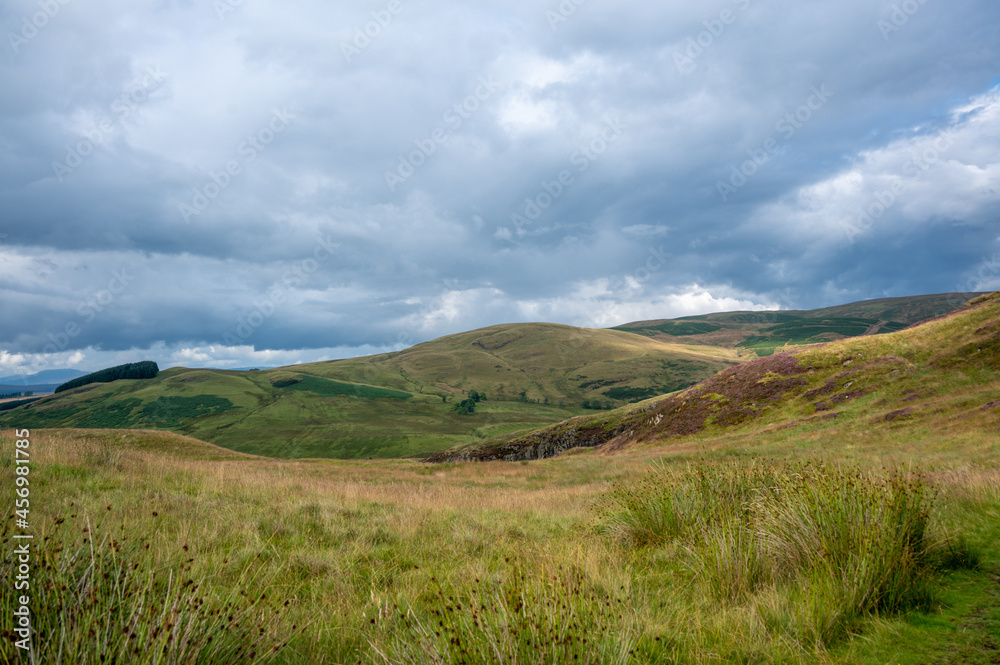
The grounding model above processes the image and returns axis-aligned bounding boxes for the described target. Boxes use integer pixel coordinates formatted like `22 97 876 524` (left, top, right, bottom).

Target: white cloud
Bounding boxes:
497 94 559 135
386 280 774 338
522 283 774 328
749 86 1000 246
0 351 28 374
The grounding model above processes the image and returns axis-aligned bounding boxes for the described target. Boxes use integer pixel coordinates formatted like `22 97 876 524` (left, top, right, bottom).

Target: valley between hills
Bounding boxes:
2 290 998 664
0 291 981 460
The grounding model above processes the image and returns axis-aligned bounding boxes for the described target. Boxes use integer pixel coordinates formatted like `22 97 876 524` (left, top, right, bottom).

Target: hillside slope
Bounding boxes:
0 323 738 459
428 291 1000 462
614 292 983 356
297 323 738 404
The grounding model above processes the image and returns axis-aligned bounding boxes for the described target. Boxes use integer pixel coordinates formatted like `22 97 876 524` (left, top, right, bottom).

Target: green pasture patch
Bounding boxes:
278 374 413 400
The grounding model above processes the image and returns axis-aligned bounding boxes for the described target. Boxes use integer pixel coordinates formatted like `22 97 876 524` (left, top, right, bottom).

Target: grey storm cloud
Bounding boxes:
1 0 999 372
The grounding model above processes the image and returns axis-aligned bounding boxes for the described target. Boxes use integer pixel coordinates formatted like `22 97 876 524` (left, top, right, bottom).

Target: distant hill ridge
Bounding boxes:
0 369 88 385
614 292 984 356
0 368 88 394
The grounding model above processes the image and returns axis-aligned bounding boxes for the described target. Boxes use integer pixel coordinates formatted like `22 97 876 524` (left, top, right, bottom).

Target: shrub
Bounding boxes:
454 399 477 415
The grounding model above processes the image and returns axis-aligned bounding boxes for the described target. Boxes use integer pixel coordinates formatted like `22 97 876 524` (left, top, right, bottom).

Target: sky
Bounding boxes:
1 0 999 375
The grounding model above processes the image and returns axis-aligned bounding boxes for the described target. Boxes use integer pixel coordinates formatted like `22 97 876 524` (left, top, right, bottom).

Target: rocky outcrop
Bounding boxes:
424 421 629 463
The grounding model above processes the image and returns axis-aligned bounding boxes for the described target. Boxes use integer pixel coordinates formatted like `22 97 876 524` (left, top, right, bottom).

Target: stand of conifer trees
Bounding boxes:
55 361 160 393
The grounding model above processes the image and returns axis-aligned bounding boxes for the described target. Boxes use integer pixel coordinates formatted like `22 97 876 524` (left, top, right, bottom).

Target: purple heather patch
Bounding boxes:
634 353 808 437
884 408 914 422
814 390 867 412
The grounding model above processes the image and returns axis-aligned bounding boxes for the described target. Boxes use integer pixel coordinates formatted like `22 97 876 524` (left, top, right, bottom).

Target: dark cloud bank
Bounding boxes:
1 0 998 373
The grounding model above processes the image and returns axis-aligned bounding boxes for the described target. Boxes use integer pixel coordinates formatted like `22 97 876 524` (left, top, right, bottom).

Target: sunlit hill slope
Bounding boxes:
429 291 1000 462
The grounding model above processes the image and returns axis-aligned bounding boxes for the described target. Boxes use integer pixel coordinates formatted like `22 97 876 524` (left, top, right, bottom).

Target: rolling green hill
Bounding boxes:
614 292 983 356
429 291 1000 462
295 323 739 403
0 323 739 459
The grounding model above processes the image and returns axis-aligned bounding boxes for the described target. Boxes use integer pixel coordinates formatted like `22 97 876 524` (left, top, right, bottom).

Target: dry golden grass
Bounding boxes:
4 420 999 664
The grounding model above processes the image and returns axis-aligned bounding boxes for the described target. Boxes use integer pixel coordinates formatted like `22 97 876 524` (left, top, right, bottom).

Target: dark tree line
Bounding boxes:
55 361 160 393
0 397 41 412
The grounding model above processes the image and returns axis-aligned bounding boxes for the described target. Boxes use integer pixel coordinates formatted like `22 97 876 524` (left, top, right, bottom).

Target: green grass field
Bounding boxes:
735 317 910 356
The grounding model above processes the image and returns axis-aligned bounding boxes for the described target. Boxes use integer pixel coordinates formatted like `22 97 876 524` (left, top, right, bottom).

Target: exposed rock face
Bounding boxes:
425 423 629 463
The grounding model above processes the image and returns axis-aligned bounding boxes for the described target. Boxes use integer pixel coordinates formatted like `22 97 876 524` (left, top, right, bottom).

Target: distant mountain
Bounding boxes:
0 369 89 395
0 369 87 386
614 292 984 357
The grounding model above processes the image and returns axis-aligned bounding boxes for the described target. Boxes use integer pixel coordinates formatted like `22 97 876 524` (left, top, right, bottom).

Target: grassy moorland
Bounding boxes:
1 424 998 664
0 324 738 460
1 295 999 664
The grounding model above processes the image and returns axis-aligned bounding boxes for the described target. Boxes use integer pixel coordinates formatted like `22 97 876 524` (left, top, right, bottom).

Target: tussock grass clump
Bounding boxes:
0 513 295 664
597 461 955 650
595 462 780 548
371 559 637 665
